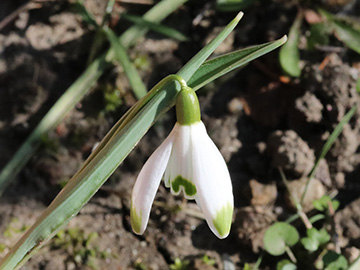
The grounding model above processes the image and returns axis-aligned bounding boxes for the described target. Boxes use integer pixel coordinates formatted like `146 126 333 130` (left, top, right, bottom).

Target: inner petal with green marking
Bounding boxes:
171 175 197 197
213 202 233 238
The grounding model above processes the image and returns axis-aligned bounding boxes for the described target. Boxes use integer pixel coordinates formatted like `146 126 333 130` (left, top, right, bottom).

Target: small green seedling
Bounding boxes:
301 228 330 252
264 222 299 256
322 251 348 270
202 255 216 266
53 228 107 269
277 259 297 270
313 195 339 213
170 258 192 270
3 218 28 238
134 260 148 270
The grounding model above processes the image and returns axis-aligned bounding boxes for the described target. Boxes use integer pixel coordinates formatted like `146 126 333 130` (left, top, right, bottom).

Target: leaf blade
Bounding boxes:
279 14 302 77
177 11 244 81
104 27 147 99
188 35 287 90
122 13 188 41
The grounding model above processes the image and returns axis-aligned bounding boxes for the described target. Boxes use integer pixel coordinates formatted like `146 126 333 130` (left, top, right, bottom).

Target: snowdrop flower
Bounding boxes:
131 86 233 239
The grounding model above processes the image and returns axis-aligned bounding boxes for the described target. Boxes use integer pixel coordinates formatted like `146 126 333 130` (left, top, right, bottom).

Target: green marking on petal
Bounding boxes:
172 175 197 196
213 202 233 238
130 203 142 234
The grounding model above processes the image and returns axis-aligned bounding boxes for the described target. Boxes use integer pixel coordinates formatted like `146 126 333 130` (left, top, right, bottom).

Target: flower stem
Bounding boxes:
285 246 297 264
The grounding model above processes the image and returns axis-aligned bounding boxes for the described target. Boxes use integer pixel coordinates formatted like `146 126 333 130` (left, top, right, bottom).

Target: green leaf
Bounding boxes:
301 228 330 252
320 9 360 54
0 0 189 196
122 13 188 41
313 195 339 212
263 222 299 256
309 213 326 224
323 251 348 270
279 15 302 77
120 0 189 48
103 27 147 99
277 259 297 270
188 36 287 90
356 78 360 93
216 0 256 11
177 12 243 82
72 1 98 28
307 23 330 50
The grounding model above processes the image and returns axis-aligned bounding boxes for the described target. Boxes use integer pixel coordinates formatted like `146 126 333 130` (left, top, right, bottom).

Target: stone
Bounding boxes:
246 179 277 206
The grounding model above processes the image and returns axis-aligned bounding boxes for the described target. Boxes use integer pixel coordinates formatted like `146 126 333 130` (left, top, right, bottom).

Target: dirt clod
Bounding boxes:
285 177 326 212
267 130 315 177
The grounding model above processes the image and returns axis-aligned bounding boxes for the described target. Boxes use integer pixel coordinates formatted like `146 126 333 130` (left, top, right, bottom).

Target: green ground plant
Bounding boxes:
259 106 358 270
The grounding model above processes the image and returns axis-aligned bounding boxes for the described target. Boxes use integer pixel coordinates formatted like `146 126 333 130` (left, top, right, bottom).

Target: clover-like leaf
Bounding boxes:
301 228 330 252
277 259 297 270
323 251 348 270
313 195 339 212
264 222 299 256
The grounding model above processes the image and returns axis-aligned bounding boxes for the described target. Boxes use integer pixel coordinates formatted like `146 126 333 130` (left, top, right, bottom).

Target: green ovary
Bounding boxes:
213 202 233 237
171 175 197 197
130 204 142 234
176 86 201 125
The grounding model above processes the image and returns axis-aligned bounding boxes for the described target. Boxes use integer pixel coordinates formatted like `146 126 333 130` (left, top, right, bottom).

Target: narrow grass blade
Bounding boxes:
122 13 188 41
0 0 188 195
104 27 147 99
177 11 244 81
216 0 256 12
120 0 189 48
0 13 285 269
279 13 302 77
73 1 98 28
102 0 116 26
188 35 287 90
300 105 357 204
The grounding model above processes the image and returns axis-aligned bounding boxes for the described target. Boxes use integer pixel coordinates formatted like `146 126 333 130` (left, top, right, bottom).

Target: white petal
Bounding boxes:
164 123 197 200
131 126 176 234
191 122 234 239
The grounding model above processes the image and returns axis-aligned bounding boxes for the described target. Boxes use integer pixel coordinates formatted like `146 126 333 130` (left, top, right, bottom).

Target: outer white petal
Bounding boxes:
191 122 234 239
164 123 197 199
131 126 176 234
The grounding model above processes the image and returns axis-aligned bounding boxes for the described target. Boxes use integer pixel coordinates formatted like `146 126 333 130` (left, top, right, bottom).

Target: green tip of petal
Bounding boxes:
130 204 142 234
172 175 197 197
176 86 201 125
213 202 233 238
